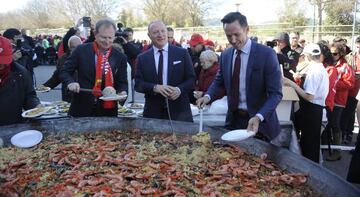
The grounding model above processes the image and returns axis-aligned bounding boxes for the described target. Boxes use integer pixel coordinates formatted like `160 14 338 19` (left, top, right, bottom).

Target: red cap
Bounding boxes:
0 36 12 65
204 39 215 47
188 33 204 47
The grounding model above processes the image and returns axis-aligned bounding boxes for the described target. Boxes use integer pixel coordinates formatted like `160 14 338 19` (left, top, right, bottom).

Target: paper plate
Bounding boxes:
35 86 51 93
221 129 256 142
11 130 43 148
127 103 144 109
99 95 127 101
22 107 52 118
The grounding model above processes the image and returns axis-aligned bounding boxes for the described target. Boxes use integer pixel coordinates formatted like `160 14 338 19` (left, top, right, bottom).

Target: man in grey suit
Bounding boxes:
197 12 283 140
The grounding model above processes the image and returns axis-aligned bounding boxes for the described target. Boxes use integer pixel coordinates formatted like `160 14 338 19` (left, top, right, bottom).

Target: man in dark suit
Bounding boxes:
60 18 128 117
197 12 283 140
135 20 195 122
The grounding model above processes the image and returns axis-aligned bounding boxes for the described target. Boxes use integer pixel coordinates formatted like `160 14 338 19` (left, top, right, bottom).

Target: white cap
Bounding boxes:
302 43 321 56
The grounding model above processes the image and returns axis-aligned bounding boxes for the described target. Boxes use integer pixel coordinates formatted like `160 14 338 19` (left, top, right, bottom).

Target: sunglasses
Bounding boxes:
332 52 339 56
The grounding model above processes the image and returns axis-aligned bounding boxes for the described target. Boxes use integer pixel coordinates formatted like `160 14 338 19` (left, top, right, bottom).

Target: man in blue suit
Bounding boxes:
135 20 195 122
197 12 283 140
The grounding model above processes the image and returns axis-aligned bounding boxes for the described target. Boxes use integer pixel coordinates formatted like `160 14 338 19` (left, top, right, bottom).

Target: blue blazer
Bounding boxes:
207 41 283 139
135 45 195 122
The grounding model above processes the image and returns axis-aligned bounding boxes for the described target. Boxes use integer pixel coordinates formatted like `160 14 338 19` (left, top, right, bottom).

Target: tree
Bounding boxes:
278 0 309 28
142 0 211 27
324 0 356 25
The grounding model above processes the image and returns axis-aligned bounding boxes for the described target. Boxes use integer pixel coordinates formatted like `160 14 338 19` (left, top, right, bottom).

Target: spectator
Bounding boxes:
284 43 329 163
3 28 36 85
193 50 223 100
167 27 181 47
290 32 303 54
187 33 206 78
326 42 355 161
204 39 216 51
274 32 300 81
41 36 82 102
0 36 40 126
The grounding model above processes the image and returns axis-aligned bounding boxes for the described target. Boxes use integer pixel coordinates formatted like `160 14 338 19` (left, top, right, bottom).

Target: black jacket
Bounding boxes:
60 43 128 117
43 53 73 102
0 62 40 126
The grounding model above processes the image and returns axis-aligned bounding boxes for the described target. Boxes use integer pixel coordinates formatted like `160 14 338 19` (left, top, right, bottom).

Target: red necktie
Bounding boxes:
229 50 241 111
158 49 164 84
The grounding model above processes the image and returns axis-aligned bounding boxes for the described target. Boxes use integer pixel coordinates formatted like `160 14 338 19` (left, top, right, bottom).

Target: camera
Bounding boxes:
83 16 91 28
114 32 129 44
266 41 277 48
15 39 33 57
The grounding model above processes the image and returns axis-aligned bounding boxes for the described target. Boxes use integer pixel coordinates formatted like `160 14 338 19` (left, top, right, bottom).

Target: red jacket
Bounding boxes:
334 58 355 106
348 52 360 97
197 63 219 92
325 65 338 111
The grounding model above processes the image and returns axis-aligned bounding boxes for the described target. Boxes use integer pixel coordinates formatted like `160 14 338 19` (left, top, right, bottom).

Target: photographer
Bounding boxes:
114 29 141 103
3 28 36 85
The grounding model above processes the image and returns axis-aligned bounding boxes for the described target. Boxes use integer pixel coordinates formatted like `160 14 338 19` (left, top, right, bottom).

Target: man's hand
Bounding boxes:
247 116 261 133
169 87 181 100
13 50 22 61
193 91 203 99
118 91 127 102
67 82 80 93
154 85 174 98
196 96 210 109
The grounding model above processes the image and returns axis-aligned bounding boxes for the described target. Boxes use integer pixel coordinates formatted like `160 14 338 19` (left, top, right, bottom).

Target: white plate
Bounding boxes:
99 95 127 101
221 129 256 142
126 103 144 109
22 107 53 118
35 87 51 93
11 130 43 148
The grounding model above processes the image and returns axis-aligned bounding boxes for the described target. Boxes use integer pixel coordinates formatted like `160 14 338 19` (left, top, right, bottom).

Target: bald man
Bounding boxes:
135 20 195 122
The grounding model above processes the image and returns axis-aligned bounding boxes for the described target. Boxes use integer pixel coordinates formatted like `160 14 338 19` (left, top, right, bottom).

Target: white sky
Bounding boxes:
0 0 312 24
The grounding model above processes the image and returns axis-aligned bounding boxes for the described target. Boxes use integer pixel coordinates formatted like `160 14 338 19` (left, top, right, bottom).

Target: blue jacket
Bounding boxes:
207 41 283 139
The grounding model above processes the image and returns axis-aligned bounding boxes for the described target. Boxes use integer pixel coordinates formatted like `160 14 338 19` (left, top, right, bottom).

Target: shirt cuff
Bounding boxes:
204 94 211 101
256 113 264 122
176 87 181 94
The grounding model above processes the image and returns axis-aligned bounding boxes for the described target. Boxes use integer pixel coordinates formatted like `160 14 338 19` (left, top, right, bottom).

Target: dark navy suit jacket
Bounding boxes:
60 43 128 117
207 40 283 140
135 45 195 122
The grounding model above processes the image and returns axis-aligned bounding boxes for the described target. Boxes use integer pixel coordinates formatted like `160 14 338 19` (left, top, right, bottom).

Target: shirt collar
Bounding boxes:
153 43 169 53
241 38 251 54
233 38 251 55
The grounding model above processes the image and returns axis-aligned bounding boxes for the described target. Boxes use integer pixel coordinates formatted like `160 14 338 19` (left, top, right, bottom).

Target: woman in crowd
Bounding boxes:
193 50 223 100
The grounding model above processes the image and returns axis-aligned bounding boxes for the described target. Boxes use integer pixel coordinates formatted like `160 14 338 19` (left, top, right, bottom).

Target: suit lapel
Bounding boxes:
167 46 174 85
148 49 158 83
246 41 256 94
226 48 235 93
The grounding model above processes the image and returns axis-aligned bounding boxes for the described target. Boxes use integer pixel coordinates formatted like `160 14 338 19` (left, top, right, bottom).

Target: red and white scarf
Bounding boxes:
93 42 115 109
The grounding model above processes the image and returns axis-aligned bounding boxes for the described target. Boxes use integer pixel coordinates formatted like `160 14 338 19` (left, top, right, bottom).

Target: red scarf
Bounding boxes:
93 42 115 109
0 64 12 87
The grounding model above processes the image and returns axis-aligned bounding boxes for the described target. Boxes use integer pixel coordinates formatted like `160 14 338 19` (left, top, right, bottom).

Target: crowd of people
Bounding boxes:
0 11 360 184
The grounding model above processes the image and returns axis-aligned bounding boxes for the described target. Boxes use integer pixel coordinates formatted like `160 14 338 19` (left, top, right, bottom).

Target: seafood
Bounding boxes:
0 131 317 196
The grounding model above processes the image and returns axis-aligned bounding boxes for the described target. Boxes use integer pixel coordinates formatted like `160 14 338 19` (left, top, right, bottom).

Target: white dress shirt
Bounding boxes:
153 43 169 85
232 38 252 110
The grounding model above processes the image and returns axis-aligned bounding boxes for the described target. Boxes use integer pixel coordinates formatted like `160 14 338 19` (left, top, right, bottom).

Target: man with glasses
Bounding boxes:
60 18 128 117
290 32 303 54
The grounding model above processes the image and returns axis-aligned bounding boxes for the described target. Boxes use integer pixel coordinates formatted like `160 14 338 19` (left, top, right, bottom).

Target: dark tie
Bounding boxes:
158 49 164 84
229 50 241 111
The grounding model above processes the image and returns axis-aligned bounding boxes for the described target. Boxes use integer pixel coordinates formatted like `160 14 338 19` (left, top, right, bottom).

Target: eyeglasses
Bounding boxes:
332 52 339 56
168 37 173 39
